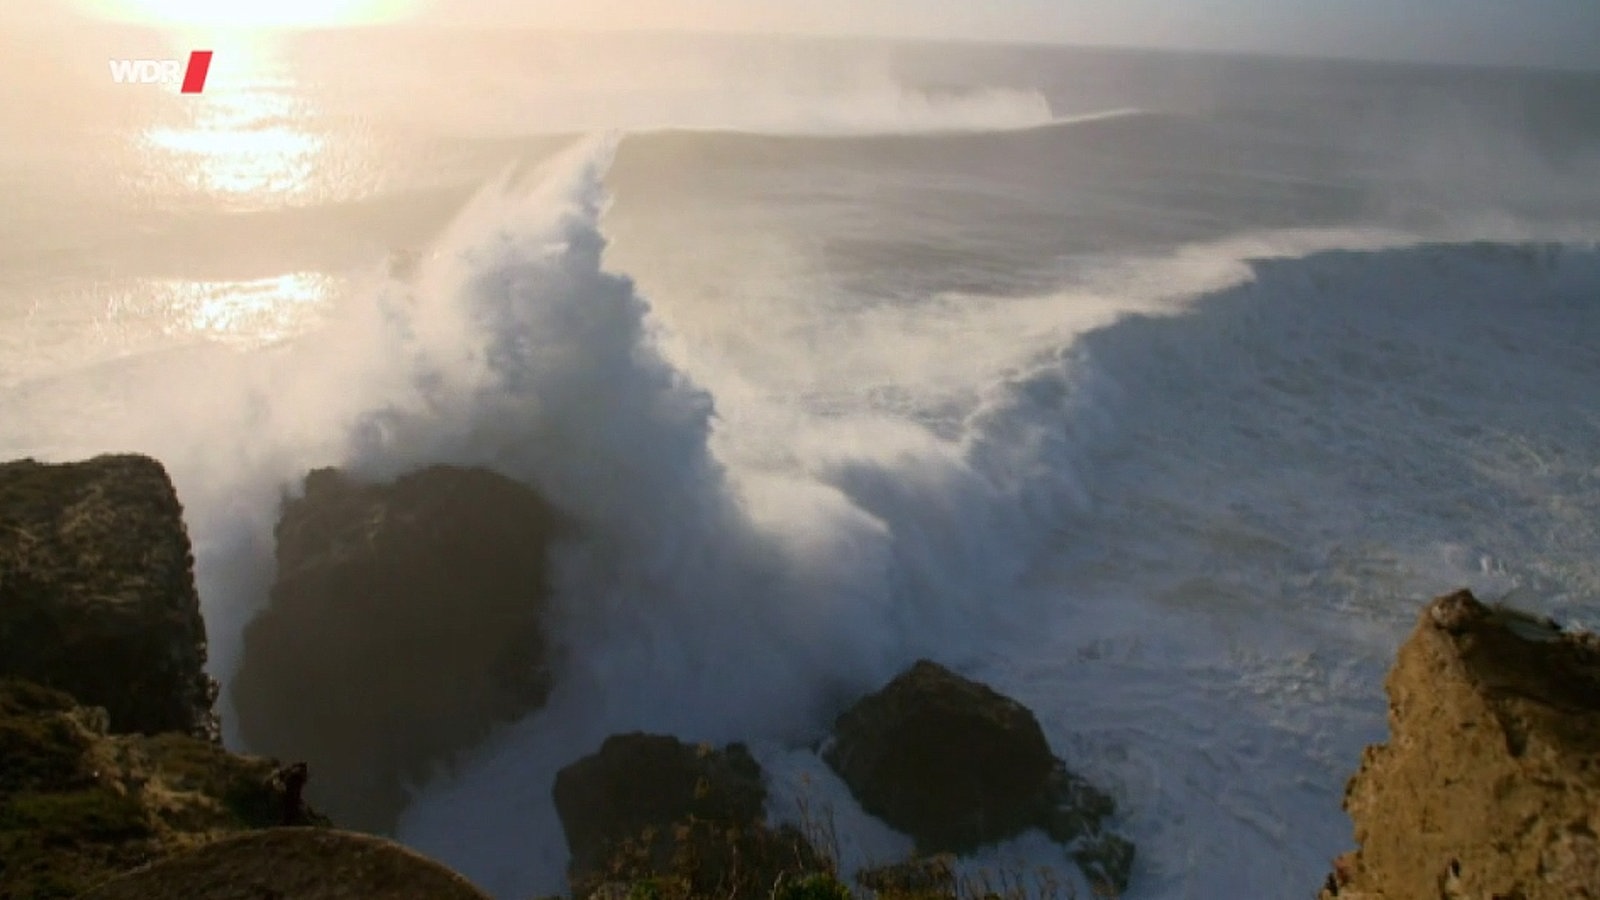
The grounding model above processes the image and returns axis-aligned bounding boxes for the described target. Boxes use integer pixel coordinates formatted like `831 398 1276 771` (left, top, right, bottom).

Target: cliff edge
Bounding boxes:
0 454 497 899
1323 589 1600 899
233 465 567 833
0 455 217 740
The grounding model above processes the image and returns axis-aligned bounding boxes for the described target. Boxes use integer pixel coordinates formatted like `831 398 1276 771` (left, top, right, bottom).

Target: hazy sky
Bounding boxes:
13 0 1600 70
410 0 1600 69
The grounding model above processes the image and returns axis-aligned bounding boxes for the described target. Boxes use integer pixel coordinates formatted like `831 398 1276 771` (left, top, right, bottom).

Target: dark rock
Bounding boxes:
1073 831 1137 898
825 660 1134 894
0 455 218 740
232 464 569 834
822 659 1053 850
554 734 766 881
1320 589 1600 900
275 761 311 826
554 733 825 898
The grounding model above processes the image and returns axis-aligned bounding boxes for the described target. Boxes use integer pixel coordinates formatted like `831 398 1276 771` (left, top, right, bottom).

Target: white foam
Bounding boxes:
3 132 1599 899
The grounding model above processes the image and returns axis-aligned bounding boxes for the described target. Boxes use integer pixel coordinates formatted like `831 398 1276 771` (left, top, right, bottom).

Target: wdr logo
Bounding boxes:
108 50 213 94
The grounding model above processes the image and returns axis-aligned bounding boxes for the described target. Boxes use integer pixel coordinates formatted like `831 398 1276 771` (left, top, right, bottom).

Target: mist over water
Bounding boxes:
2 27 1600 898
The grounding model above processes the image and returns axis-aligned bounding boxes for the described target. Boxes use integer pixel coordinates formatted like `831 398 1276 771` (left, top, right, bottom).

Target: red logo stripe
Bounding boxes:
181 50 213 94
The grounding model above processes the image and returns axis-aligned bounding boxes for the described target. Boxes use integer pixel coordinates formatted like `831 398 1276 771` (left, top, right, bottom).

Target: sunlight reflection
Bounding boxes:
135 36 333 204
164 272 332 341
157 272 333 345
141 125 324 196
118 37 345 342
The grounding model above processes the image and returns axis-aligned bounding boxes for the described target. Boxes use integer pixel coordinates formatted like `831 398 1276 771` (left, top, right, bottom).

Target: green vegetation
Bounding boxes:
0 681 91 795
775 873 854 900
581 818 831 900
574 797 1096 900
0 678 317 899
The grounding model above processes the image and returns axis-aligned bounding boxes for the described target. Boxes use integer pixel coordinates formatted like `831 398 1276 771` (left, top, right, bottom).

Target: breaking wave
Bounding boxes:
3 133 1599 898
443 84 1064 138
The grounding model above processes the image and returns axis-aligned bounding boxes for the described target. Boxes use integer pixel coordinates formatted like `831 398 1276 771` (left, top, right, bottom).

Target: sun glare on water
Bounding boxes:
81 0 417 28
77 1 411 341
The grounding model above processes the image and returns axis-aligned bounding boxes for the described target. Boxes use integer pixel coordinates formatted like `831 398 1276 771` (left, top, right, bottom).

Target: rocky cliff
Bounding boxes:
0 456 217 740
0 454 499 900
232 465 568 833
1322 590 1600 899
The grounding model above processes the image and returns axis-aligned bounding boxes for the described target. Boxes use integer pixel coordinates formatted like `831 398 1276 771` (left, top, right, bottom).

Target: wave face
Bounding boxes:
373 144 1597 895
982 240 1600 897
483 84 1062 137
366 142 1111 891
629 85 1062 136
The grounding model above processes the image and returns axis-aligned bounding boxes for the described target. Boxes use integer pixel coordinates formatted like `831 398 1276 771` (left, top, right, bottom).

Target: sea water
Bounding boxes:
2 27 1599 898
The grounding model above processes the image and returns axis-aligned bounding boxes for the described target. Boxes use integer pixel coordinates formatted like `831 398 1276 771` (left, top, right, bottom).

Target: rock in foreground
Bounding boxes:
825 660 1134 894
0 455 217 739
232 465 568 833
0 678 325 897
1323 590 1600 899
80 828 492 900
553 733 826 898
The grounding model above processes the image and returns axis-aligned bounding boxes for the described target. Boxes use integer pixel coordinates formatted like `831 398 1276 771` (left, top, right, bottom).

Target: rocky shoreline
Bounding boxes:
3 454 1597 898
1318 590 1600 899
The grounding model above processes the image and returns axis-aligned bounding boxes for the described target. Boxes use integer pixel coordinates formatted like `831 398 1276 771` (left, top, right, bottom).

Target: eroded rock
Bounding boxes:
232 465 568 833
825 660 1134 894
554 733 825 897
0 455 217 739
1321 589 1600 900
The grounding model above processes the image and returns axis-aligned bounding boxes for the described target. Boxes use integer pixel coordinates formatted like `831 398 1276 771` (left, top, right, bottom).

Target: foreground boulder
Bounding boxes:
824 660 1134 894
1321 590 1600 899
554 733 826 898
0 678 328 897
232 465 568 833
80 828 493 900
0 455 217 739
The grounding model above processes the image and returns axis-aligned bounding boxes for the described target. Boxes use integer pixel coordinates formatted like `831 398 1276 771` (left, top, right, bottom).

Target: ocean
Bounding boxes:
3 25 1599 898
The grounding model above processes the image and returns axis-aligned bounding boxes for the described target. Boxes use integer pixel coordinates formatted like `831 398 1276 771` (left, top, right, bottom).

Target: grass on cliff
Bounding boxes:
0 680 155 897
581 790 1096 900
0 678 315 899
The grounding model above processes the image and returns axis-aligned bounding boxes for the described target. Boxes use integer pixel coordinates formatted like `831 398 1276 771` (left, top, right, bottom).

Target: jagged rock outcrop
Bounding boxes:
553 733 826 898
0 678 329 897
0 455 218 740
80 828 493 900
824 660 1134 895
232 465 568 833
1321 589 1600 900
0 454 501 898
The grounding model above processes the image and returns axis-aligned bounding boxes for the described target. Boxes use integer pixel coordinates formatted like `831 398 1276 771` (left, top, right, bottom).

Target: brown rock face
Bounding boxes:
0 455 217 739
1324 589 1600 900
553 733 827 898
231 465 567 833
824 660 1133 894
